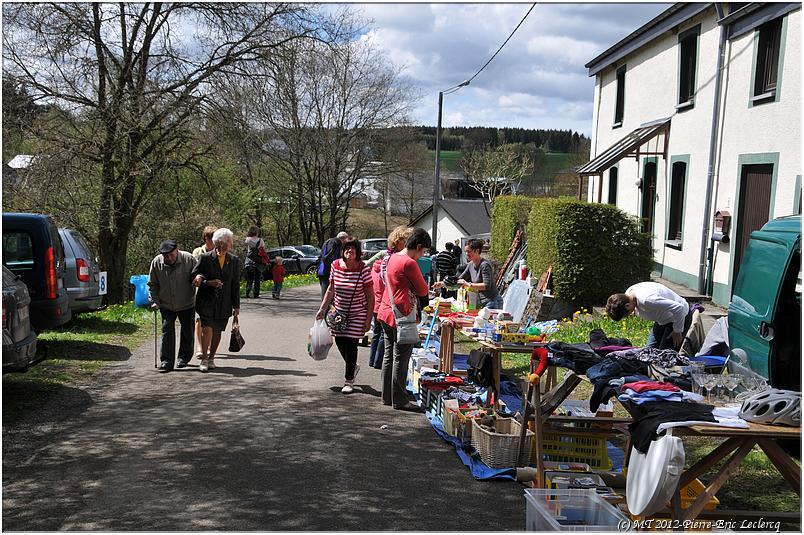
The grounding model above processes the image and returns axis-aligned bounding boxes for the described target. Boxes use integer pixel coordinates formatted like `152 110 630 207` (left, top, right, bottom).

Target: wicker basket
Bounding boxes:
472 417 534 468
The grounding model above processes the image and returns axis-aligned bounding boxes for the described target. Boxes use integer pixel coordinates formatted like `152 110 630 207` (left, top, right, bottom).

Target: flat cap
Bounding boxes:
159 239 177 254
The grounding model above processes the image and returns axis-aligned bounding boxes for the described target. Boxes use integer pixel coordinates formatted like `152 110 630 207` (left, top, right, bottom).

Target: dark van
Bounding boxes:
728 215 800 390
2 213 72 330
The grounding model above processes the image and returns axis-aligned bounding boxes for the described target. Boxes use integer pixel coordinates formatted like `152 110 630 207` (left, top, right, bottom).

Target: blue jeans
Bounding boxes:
245 266 262 297
484 295 504 309
160 307 195 367
272 281 283 298
368 313 384 368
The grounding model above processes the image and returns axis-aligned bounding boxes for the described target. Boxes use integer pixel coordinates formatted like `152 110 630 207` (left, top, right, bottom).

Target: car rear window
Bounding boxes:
69 230 93 258
2 232 35 270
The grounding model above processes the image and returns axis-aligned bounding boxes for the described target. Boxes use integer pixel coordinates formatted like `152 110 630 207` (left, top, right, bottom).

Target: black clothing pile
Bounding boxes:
627 401 717 453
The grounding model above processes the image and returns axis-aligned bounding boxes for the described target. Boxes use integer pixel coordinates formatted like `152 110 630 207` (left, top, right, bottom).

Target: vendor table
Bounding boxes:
524 370 802 526
477 339 546 412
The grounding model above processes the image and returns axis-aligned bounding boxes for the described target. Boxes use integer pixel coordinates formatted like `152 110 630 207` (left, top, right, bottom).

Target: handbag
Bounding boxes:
228 317 245 352
467 349 493 387
325 261 360 333
382 255 420 345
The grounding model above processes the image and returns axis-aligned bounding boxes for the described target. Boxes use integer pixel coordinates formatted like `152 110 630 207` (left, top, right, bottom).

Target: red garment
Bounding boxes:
622 380 680 393
272 264 285 283
376 252 429 328
371 257 385 313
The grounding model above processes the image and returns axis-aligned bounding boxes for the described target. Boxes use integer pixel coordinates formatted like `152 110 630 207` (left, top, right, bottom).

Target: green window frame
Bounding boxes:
665 155 689 249
677 25 700 110
750 15 787 106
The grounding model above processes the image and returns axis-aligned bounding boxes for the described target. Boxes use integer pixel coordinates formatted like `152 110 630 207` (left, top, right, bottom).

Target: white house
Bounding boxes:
580 2 801 306
410 199 492 250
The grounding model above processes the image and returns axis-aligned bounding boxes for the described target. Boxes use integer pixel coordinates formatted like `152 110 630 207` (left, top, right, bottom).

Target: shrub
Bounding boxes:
490 195 535 260
527 198 653 306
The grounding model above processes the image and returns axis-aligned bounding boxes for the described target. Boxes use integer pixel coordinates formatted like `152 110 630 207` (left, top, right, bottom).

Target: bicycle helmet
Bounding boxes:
739 388 801 426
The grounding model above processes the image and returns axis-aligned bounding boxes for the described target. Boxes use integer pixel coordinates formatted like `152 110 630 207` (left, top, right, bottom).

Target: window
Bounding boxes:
614 65 626 127
666 161 687 243
607 167 618 205
677 26 699 108
2 232 35 270
753 18 782 100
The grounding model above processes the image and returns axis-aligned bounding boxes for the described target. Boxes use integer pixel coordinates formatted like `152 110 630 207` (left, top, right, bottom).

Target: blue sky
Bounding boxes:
351 3 670 135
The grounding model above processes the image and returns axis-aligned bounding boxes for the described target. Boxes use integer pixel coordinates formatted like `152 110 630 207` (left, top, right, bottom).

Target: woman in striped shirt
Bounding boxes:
315 239 374 393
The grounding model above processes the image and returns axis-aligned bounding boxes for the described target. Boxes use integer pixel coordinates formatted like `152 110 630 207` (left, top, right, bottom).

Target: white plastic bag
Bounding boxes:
308 319 333 361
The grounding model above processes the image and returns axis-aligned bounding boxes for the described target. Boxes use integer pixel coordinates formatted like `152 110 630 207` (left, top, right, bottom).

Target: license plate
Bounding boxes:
98 272 108 295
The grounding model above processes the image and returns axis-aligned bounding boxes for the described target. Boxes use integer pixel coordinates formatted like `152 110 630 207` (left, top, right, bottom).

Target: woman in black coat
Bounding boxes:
191 227 241 372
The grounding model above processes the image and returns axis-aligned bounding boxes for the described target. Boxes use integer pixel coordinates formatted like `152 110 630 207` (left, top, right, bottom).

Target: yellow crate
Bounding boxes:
680 478 720 510
533 429 612 470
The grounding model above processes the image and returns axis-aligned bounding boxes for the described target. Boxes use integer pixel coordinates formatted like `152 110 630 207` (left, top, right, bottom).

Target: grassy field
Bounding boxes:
347 208 408 239
3 303 153 425
453 309 800 519
241 273 318 296
429 150 572 180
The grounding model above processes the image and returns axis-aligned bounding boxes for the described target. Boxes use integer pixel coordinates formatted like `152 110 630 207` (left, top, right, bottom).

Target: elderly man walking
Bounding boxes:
148 239 197 372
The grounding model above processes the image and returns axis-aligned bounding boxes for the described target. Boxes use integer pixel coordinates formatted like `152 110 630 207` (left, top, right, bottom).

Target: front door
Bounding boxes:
732 164 773 288
640 161 657 235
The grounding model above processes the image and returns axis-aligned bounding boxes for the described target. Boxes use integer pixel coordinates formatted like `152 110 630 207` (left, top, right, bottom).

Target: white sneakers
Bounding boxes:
207 358 216 370
341 364 360 394
199 360 208 373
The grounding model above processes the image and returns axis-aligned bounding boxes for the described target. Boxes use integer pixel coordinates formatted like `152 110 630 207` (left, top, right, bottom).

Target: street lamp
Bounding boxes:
432 80 470 248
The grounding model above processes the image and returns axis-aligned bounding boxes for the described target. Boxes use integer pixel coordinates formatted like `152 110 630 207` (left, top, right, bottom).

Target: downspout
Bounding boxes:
698 3 727 295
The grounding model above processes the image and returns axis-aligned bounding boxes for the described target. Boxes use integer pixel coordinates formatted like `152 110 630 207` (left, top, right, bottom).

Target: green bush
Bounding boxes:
527 198 653 306
490 196 535 260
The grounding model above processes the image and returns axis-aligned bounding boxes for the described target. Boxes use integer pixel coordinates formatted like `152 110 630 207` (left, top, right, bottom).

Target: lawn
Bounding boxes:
452 309 800 521
241 273 318 296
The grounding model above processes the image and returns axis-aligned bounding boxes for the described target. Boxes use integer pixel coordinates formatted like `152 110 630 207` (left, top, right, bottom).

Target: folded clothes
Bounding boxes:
622 380 680 393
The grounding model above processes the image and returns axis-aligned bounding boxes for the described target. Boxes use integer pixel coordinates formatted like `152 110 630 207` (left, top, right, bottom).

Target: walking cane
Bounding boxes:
152 306 158 368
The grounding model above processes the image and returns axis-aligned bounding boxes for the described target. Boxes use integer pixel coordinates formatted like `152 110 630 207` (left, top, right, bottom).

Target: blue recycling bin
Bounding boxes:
130 274 150 307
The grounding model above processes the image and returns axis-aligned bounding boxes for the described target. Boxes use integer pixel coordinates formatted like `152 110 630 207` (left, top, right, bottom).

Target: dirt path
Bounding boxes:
3 284 525 530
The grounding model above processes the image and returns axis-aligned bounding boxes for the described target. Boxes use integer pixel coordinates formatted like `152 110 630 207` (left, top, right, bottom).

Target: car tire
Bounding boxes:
306 264 318 275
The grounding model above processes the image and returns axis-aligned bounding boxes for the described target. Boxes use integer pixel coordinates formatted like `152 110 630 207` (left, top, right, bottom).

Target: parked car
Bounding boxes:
2 265 41 373
58 228 103 313
728 215 800 391
2 213 72 330
265 245 322 275
360 238 387 260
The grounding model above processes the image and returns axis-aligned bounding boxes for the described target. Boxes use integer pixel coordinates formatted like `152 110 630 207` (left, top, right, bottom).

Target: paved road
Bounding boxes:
3 284 525 530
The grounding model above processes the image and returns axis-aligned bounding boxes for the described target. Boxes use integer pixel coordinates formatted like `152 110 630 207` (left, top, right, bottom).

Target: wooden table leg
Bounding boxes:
490 349 501 411
675 439 756 522
757 438 802 495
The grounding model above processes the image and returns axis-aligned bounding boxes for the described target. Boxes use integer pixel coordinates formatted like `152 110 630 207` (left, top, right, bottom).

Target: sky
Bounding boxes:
351 2 671 135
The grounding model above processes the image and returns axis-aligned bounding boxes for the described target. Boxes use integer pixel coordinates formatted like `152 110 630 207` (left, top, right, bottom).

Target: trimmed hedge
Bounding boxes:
527 198 653 306
490 196 536 260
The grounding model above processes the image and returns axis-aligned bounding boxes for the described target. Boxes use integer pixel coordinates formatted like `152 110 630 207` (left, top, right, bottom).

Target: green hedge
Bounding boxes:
490 196 536 260
527 198 653 306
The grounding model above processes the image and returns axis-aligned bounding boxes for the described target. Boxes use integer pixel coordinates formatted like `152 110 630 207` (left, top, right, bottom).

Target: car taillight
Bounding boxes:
77 258 90 282
45 246 57 299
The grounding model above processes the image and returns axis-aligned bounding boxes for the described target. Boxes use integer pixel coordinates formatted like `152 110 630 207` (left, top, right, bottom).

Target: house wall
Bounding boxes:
416 211 467 250
587 6 801 306
709 10 802 305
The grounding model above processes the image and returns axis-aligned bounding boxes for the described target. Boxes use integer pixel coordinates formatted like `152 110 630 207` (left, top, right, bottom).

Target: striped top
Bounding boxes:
329 259 373 338
435 250 457 277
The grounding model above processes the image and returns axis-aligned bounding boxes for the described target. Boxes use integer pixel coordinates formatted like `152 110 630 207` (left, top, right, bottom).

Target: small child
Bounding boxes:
271 256 285 299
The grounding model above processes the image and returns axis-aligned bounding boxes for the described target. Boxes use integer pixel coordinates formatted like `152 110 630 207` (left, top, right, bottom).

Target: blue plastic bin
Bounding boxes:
130 274 150 307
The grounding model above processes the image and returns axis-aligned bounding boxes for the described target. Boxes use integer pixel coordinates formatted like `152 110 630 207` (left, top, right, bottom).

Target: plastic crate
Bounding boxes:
419 385 445 417
679 478 720 510
535 429 613 470
524 488 630 531
472 417 534 468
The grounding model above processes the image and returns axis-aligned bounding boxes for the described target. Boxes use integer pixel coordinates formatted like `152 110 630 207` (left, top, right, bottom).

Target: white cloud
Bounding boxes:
350 3 670 134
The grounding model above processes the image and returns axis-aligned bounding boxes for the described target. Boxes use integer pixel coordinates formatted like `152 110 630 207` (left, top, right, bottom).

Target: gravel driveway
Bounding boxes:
2 284 526 531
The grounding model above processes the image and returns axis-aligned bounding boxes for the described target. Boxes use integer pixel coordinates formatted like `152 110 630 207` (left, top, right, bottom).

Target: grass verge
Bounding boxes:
240 273 317 297
3 303 152 426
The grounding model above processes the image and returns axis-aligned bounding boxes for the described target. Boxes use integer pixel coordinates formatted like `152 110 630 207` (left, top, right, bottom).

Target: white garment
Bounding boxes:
627 282 690 334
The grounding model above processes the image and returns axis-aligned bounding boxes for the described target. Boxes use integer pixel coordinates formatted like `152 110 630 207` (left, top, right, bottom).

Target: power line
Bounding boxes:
466 3 536 85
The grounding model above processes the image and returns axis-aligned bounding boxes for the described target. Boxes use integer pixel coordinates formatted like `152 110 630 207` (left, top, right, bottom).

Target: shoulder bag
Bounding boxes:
382 255 420 345
325 260 361 333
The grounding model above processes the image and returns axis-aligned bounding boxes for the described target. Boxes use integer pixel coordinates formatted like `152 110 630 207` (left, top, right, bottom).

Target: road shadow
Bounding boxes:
2 380 94 429
38 340 131 362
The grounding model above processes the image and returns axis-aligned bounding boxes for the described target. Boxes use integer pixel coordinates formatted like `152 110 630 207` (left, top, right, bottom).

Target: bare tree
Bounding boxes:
462 144 532 208
3 3 327 302
227 27 416 245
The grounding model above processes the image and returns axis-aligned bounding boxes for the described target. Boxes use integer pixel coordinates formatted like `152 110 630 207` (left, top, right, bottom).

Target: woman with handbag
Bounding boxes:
377 228 431 410
315 239 374 394
191 228 241 372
